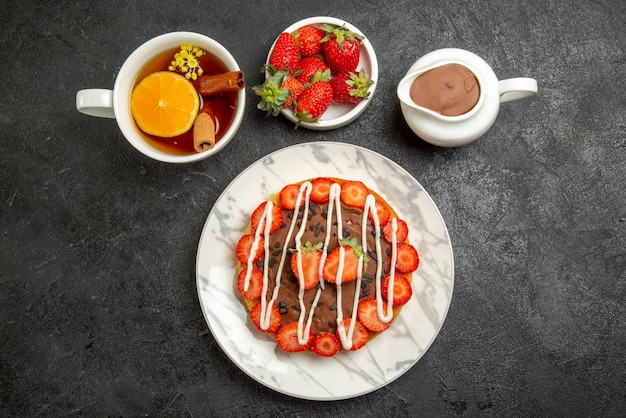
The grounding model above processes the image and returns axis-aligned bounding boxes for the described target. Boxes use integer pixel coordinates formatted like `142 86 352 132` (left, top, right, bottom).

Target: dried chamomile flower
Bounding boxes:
168 44 205 80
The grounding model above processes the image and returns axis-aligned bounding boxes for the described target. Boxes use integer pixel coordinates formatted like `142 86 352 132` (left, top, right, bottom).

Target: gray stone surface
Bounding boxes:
1 0 624 416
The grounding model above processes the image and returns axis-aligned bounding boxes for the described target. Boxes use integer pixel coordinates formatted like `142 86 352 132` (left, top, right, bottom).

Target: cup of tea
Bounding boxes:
397 48 537 147
76 32 246 163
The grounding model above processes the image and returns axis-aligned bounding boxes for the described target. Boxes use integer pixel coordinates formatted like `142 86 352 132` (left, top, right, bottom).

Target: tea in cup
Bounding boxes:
76 32 246 163
397 48 537 147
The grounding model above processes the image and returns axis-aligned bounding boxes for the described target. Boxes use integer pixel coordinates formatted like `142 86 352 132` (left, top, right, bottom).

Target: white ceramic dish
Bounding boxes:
196 142 454 400
398 48 537 147
265 16 379 130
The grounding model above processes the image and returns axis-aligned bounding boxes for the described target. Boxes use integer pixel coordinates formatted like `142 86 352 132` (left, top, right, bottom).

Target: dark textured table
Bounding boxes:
2 1 625 416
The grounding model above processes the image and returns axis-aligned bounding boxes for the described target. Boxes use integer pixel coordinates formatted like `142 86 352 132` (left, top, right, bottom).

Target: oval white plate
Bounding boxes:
265 16 379 130
196 142 454 400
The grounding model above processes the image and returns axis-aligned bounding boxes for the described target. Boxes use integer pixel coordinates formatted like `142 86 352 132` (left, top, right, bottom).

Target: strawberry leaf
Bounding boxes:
253 71 290 117
339 237 369 269
346 69 373 99
319 23 364 51
289 241 324 253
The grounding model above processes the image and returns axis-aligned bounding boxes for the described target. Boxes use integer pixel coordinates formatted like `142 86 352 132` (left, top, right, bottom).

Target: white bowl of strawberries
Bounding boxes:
254 16 378 130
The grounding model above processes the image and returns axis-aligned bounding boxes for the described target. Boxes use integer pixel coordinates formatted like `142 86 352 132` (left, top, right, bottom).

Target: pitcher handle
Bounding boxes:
498 78 538 104
76 89 115 118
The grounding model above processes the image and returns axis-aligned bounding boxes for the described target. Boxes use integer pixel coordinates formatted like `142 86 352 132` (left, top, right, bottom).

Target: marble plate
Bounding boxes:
196 142 454 400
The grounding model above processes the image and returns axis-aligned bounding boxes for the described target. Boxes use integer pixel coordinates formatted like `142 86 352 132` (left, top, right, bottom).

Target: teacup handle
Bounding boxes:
498 78 538 103
76 89 115 118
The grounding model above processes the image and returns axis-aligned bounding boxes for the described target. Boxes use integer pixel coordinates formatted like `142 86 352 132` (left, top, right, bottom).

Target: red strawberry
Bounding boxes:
237 267 264 300
250 302 282 334
269 32 299 74
320 24 363 74
311 332 341 357
357 298 391 332
280 75 304 109
383 218 409 243
330 70 373 105
368 198 390 228
250 201 283 234
340 180 369 209
337 318 368 351
322 238 365 283
381 274 413 306
293 25 325 57
236 234 264 264
279 183 302 210
310 177 335 203
290 241 323 289
395 243 419 273
295 56 328 84
294 78 333 127
277 322 312 353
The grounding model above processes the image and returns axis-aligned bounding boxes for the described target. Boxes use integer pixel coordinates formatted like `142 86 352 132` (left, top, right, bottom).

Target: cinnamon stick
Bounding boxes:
193 98 216 152
194 71 245 96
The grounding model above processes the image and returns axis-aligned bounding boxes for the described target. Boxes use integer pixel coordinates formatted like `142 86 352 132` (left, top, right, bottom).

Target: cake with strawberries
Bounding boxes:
235 178 419 357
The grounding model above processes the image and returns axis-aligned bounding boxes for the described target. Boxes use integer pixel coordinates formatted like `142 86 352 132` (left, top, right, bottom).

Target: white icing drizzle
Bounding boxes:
292 182 322 345
260 184 311 331
363 196 393 323
376 217 397 322
244 202 270 292
325 184 356 350
245 200 277 330
244 180 399 347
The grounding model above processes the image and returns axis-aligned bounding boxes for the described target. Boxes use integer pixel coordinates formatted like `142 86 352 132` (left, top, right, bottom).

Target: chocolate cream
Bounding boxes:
256 201 392 335
409 63 480 116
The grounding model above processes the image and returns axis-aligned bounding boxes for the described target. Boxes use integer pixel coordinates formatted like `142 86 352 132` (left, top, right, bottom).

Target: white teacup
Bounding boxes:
397 48 537 147
76 32 245 163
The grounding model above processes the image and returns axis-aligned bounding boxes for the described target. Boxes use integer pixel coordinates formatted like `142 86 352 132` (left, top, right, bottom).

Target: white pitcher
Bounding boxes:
397 48 537 147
